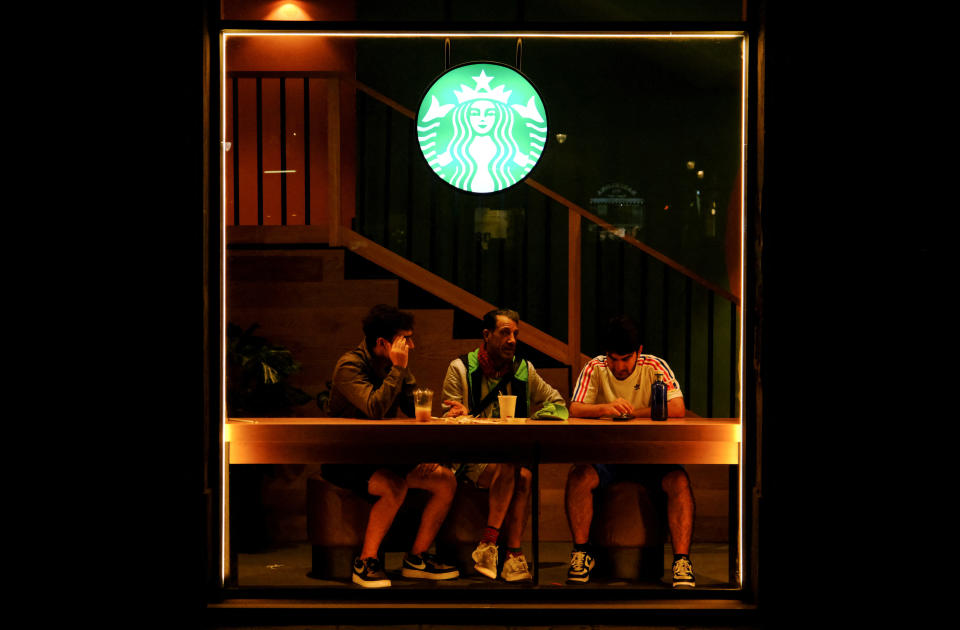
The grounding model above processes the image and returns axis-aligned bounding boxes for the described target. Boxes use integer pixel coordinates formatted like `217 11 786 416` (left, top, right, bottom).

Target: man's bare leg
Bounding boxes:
406 464 457 556
470 463 517 579
503 466 532 548
361 470 407 559
476 463 516 529
661 469 695 556
565 464 599 545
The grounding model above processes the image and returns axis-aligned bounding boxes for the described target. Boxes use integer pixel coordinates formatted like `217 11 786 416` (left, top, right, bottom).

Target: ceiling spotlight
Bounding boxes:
555 133 567 144
686 161 695 170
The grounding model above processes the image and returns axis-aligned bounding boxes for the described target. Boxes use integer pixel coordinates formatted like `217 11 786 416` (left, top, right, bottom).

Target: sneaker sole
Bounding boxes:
673 582 695 588
401 567 460 580
352 573 391 588
503 573 533 582
566 575 590 583
473 564 498 579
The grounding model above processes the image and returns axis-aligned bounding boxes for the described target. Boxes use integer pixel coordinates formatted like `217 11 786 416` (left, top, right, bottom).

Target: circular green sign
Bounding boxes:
416 62 548 194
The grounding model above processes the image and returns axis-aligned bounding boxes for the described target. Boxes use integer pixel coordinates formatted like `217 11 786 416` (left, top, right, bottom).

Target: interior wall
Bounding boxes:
225 34 357 229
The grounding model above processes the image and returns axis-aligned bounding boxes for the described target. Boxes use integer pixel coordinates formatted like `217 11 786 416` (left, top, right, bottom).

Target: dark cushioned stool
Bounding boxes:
306 473 427 579
590 481 666 581
435 483 496 576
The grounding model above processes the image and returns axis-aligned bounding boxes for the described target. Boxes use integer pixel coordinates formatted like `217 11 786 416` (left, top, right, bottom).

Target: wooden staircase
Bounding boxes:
227 245 571 418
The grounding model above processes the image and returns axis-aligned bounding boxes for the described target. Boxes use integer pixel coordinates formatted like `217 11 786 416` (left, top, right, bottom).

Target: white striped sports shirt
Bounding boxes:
571 354 683 408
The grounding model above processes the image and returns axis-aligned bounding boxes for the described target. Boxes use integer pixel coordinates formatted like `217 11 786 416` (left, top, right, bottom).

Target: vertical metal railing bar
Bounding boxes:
232 77 240 226
328 77 341 245
356 92 367 234
496 206 510 309
567 208 581 363
520 197 528 319
428 182 437 271
543 194 551 319
451 193 459 286
406 118 414 261
280 77 287 225
638 246 648 348
661 264 670 364
684 276 693 412
595 228 603 347
706 290 715 418
617 238 626 315
383 108 392 246
303 78 311 226
256 77 263 226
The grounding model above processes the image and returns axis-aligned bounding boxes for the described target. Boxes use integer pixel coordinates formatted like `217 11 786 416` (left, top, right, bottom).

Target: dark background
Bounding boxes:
61 1 940 627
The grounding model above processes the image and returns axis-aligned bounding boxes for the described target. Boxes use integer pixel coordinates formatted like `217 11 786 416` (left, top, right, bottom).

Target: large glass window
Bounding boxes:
219 28 744 597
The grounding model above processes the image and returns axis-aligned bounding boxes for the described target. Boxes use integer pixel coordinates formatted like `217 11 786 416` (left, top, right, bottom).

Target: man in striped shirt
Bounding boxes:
564 315 696 588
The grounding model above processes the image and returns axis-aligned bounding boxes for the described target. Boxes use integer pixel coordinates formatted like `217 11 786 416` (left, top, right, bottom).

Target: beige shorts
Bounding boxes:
452 462 489 487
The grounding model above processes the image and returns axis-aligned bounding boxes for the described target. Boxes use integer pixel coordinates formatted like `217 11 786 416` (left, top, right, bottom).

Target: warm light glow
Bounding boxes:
738 35 747 589
219 28 749 590
224 31 743 39
220 31 228 586
263 170 297 174
267 2 312 21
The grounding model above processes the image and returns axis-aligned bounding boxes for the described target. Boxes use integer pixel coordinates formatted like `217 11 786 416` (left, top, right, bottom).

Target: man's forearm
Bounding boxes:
667 396 685 417
569 401 612 418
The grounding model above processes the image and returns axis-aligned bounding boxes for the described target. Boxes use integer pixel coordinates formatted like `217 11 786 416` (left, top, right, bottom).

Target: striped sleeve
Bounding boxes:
646 356 683 397
572 357 604 404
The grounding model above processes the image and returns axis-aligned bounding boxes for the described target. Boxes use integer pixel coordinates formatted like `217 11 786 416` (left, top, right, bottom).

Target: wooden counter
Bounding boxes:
225 417 740 465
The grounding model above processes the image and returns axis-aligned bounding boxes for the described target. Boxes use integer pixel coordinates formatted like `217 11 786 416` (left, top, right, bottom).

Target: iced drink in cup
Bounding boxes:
498 394 517 419
414 388 433 422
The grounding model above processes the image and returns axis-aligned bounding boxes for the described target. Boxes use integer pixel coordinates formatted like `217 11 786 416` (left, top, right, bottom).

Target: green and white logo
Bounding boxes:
417 62 547 194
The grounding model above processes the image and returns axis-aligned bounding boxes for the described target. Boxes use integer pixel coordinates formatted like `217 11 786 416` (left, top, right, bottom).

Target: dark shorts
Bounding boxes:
320 463 418 503
593 463 685 492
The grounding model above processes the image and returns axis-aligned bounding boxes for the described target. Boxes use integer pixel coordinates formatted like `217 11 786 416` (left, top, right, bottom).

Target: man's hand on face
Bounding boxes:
388 334 410 368
604 397 634 417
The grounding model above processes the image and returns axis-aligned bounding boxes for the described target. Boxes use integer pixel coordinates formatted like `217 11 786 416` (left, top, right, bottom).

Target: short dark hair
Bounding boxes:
602 315 641 355
482 308 520 333
362 304 414 352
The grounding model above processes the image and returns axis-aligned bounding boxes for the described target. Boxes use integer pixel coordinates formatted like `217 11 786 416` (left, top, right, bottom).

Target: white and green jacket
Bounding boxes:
440 349 569 419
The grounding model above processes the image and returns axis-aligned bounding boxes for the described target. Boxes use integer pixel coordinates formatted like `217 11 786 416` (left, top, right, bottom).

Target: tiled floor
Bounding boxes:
236 541 735 590
216 544 757 629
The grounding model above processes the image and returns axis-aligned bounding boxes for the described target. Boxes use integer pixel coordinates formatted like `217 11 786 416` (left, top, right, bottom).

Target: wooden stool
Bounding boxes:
590 481 666 581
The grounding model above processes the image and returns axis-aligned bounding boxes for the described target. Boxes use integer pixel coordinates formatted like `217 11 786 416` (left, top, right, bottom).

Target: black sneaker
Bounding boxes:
352 556 391 588
401 552 460 580
672 556 695 588
566 549 595 583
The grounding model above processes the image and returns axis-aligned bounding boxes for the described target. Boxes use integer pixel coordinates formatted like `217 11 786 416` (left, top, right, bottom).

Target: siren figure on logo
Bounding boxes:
417 67 547 193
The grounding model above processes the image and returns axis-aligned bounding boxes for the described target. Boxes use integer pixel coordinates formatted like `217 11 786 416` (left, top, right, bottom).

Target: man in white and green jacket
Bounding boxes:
441 308 568 583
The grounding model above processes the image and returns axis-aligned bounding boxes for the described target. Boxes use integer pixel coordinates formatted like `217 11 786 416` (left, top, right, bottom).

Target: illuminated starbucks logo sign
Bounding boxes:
417 62 548 194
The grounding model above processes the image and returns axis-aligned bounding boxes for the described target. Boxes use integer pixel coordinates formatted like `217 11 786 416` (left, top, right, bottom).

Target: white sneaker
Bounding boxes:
502 553 533 582
471 541 498 579
672 556 696 588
